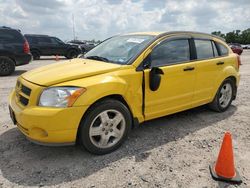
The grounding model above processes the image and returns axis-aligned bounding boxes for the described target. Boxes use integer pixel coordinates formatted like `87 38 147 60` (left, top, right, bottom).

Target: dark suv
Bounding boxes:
24 34 81 60
67 40 96 53
0 26 32 76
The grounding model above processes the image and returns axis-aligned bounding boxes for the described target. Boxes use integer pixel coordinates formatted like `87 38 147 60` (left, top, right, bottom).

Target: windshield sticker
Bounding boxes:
126 38 145 43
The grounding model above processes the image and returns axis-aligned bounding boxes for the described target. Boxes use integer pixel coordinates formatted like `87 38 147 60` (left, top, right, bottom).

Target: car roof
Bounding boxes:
24 34 50 37
125 31 225 41
0 26 21 32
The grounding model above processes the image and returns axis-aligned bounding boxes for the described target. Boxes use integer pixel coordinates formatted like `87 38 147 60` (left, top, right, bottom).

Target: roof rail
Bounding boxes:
24 34 50 37
0 26 21 32
157 31 226 41
0 26 12 29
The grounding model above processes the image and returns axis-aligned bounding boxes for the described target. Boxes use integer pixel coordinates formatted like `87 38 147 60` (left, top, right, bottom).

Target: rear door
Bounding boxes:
144 36 196 120
192 39 224 105
37 37 53 55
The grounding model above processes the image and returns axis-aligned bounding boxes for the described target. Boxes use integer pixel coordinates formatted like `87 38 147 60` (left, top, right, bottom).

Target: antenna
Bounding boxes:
72 14 76 40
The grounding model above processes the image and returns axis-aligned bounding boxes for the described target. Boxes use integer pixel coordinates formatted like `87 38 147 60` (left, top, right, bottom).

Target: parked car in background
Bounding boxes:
67 40 97 53
229 43 243 55
9 31 240 154
25 34 81 60
242 44 250 49
0 26 32 76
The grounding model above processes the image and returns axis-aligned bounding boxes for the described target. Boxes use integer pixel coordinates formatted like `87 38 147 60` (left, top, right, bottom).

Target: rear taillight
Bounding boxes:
236 55 241 69
23 40 30 54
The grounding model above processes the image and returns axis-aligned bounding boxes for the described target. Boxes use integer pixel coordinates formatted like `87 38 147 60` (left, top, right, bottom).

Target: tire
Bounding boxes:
66 50 78 59
32 51 40 60
0 56 15 76
79 99 132 155
208 78 235 112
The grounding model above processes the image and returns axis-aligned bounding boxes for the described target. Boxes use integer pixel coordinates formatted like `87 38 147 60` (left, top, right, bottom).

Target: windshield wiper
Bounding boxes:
85 56 110 62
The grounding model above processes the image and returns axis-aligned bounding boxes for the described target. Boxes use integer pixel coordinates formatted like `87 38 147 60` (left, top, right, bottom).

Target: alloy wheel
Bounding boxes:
89 109 126 149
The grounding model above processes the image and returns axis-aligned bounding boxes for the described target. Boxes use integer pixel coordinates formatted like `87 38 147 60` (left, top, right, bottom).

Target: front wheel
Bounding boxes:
79 99 132 155
208 79 235 112
66 50 78 59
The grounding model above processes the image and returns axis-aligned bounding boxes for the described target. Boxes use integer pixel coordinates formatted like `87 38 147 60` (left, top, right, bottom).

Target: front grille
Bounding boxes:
15 80 32 106
20 95 29 106
21 85 31 96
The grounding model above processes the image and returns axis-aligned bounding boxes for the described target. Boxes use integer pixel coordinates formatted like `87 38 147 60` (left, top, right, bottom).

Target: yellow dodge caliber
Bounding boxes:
9 31 240 154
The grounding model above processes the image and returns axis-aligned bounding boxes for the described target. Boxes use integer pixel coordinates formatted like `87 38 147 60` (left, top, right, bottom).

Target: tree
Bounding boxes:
211 31 225 38
211 28 250 44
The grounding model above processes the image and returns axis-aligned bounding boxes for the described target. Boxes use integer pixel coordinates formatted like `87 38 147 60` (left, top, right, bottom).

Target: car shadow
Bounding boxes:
0 105 237 186
35 57 67 61
10 70 27 76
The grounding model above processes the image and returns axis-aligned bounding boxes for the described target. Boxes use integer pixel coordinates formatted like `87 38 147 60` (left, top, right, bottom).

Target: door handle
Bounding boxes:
183 66 195 71
216 61 224 65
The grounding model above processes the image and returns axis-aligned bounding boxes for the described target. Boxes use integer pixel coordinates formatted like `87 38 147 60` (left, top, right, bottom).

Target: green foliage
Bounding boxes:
211 28 250 44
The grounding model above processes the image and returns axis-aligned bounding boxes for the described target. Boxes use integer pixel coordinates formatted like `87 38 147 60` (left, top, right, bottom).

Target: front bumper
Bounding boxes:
15 53 32 66
9 90 88 145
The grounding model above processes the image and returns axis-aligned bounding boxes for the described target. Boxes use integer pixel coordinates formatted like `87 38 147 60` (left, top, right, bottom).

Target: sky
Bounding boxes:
0 0 250 41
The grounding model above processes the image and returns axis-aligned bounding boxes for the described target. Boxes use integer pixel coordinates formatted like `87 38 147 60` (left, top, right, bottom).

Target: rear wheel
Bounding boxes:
79 99 132 155
32 51 40 60
208 79 235 112
0 57 15 76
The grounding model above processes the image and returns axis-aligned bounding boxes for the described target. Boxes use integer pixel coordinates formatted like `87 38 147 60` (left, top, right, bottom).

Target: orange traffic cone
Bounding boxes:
55 55 59 61
209 132 242 184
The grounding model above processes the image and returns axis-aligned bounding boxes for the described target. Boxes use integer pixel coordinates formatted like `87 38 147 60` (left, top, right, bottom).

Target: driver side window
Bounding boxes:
151 39 190 67
51 38 63 45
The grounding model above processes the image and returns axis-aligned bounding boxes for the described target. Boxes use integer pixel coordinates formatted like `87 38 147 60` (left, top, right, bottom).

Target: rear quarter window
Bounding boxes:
217 43 229 56
0 30 24 43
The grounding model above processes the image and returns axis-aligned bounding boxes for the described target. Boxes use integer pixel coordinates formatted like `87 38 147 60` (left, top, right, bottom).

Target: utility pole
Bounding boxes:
72 14 76 40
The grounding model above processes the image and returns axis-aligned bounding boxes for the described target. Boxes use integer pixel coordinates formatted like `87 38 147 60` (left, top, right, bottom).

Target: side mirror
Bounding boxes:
149 67 164 91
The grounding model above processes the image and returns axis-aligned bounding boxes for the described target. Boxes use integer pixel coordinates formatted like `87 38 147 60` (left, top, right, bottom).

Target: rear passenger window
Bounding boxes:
38 37 51 43
151 39 190 67
195 39 214 59
217 43 229 56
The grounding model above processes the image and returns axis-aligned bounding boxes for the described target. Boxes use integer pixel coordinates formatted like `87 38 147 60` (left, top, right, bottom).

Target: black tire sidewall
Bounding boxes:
215 79 235 112
0 57 15 76
79 100 132 155
32 51 40 60
67 50 77 59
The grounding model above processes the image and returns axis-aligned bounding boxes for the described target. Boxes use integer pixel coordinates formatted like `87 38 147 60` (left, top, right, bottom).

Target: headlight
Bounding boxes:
39 87 86 107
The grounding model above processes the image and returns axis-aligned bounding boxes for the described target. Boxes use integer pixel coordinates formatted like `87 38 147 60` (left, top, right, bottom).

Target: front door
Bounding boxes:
144 37 196 120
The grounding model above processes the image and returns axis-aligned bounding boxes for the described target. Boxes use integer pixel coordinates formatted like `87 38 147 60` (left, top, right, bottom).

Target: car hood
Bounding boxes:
22 58 121 86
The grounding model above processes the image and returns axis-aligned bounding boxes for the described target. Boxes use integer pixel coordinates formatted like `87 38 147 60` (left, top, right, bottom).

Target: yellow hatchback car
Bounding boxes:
9 31 240 154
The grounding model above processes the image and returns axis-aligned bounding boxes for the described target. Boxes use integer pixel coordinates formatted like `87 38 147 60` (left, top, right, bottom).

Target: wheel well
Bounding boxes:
68 48 78 53
226 76 237 99
75 94 136 144
226 76 236 85
31 49 40 54
0 56 16 65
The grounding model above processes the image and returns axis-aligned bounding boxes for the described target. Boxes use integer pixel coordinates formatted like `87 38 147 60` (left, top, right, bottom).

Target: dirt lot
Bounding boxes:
0 53 250 188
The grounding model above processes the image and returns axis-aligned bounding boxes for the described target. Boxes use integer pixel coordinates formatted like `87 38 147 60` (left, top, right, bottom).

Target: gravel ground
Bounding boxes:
0 53 250 188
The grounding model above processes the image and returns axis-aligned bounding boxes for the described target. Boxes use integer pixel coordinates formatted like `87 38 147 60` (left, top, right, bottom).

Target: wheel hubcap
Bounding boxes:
219 83 233 108
0 60 10 73
89 109 126 149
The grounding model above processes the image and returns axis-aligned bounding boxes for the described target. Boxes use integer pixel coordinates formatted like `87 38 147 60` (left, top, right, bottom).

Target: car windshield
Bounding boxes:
83 35 154 65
